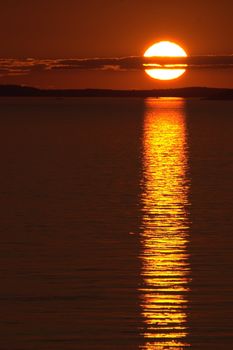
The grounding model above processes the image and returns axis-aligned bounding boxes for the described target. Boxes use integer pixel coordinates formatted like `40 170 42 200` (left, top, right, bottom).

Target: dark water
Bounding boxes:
0 97 232 349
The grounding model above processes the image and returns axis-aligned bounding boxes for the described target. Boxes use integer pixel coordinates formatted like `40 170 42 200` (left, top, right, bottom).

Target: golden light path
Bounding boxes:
140 98 191 349
144 41 187 80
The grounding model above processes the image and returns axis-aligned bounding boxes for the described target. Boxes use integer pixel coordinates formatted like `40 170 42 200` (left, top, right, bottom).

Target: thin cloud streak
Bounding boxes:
0 56 233 76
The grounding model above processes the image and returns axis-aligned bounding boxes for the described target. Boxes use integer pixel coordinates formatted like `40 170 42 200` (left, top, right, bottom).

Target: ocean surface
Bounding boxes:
0 97 232 349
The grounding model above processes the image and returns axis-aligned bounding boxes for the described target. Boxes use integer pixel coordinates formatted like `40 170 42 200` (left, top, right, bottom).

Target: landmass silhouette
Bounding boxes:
0 85 232 99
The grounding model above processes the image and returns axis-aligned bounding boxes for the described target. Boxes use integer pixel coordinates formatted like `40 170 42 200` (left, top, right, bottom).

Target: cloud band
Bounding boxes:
0 55 233 76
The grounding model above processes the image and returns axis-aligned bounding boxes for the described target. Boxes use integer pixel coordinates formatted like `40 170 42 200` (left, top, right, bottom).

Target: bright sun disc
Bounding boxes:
144 41 187 80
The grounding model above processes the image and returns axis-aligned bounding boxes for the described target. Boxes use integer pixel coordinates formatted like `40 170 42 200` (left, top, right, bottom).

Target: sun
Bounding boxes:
144 41 187 80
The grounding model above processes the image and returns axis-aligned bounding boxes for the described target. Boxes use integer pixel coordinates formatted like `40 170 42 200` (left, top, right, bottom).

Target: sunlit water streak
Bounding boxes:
140 98 191 349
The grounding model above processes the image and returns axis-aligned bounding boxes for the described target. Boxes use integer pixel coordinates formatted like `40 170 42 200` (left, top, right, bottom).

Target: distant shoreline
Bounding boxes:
0 85 233 100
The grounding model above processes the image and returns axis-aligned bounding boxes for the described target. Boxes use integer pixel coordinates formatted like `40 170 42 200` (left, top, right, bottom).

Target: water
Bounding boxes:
0 97 232 349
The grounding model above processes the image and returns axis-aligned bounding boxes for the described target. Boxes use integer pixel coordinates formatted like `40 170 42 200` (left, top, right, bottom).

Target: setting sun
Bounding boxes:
144 41 187 80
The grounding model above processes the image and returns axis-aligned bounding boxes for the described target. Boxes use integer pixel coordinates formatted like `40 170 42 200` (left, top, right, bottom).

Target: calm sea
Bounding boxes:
0 97 232 349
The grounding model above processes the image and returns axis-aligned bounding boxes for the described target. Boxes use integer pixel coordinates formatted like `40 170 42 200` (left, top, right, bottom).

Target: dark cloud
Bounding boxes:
0 55 233 76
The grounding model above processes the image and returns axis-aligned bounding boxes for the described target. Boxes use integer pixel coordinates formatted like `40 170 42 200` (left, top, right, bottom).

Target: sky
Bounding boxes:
0 0 232 89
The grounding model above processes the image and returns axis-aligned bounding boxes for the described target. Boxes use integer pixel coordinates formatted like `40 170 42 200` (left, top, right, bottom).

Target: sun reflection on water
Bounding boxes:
140 98 191 349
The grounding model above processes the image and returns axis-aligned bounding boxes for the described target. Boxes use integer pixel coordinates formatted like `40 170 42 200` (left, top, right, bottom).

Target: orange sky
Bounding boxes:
0 0 232 88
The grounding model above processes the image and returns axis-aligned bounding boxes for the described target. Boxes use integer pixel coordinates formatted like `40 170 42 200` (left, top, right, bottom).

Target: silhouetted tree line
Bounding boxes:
0 85 232 99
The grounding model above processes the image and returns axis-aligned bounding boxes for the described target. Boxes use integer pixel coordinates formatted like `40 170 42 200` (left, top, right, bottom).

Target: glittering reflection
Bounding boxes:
140 98 191 349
